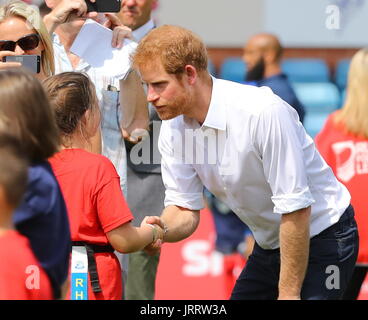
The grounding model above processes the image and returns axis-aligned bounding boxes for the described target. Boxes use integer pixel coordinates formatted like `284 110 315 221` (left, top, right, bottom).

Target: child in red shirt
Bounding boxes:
0 135 52 300
44 72 164 300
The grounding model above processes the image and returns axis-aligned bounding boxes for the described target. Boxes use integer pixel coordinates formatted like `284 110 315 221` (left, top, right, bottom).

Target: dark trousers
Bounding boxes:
230 205 359 300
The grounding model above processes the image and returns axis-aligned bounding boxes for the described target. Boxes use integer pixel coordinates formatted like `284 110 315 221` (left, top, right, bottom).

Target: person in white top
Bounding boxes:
133 25 359 300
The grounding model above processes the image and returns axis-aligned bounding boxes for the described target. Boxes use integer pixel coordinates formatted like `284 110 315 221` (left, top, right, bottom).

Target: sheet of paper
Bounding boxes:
70 19 137 79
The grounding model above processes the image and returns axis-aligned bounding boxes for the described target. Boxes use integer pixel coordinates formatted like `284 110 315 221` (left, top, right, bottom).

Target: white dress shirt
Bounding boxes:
158 77 351 249
132 19 155 43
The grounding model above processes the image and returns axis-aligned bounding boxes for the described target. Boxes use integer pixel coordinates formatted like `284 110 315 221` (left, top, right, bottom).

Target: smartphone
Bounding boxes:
86 0 121 13
3 55 40 74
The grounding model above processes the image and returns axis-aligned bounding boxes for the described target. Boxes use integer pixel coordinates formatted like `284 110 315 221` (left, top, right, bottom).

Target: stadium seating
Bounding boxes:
281 58 330 83
334 59 351 90
341 88 347 106
219 57 247 83
303 112 330 139
292 82 340 138
292 82 340 112
217 56 347 138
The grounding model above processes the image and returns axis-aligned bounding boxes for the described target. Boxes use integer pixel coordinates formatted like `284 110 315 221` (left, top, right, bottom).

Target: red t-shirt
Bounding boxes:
0 230 53 300
316 111 368 264
49 149 133 299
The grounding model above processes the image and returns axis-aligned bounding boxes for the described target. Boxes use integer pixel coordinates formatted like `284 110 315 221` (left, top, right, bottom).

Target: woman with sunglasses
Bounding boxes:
0 0 54 79
0 1 71 300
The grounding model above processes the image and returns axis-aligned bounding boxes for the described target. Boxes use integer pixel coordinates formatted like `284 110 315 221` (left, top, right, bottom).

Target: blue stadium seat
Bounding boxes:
304 112 329 139
335 59 350 90
219 57 247 83
282 58 330 83
291 82 340 113
341 88 347 106
208 59 216 76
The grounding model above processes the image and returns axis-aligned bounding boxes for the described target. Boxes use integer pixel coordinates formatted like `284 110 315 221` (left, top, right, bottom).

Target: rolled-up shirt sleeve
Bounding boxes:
158 121 204 210
254 97 315 214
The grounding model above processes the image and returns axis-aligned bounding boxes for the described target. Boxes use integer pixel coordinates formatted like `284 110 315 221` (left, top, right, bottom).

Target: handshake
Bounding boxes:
141 216 169 255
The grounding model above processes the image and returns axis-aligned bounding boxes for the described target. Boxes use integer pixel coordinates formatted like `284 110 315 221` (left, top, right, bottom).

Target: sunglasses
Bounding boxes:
0 33 40 52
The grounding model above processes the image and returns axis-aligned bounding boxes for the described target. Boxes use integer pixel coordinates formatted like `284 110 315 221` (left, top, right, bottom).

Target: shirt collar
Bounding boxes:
52 32 63 47
132 19 155 42
201 76 227 131
53 33 90 71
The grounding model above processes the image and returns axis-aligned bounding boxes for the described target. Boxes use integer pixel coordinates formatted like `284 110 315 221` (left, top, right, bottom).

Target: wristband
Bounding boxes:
146 223 158 243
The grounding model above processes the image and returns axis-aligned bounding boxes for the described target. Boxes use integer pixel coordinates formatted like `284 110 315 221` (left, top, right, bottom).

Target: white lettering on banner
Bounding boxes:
182 240 223 277
332 141 368 182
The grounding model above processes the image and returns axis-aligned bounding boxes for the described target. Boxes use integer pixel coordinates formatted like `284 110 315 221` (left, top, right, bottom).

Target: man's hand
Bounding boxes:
43 0 97 33
103 13 133 48
122 126 149 144
119 71 149 142
141 216 166 256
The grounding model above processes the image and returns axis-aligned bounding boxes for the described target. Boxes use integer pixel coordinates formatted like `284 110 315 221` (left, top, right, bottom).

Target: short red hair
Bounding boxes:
132 25 208 76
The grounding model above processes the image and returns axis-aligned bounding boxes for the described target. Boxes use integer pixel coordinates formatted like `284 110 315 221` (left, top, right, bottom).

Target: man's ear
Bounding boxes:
151 0 159 10
263 50 276 64
184 65 197 85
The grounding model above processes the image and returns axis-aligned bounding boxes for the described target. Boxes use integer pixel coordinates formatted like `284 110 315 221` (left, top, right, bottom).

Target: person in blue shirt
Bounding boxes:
243 33 305 123
0 68 71 300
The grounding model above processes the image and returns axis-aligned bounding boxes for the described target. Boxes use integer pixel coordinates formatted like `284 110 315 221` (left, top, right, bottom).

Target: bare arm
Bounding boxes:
106 221 164 253
119 71 149 143
278 206 311 300
147 205 200 243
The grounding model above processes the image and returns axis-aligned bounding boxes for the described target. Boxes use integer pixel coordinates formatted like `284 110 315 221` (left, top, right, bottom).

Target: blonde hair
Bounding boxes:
335 48 368 138
132 25 208 76
0 1 55 76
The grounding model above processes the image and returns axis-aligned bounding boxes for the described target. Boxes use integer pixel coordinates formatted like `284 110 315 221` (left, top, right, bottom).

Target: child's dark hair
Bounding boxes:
0 133 28 208
43 72 99 145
